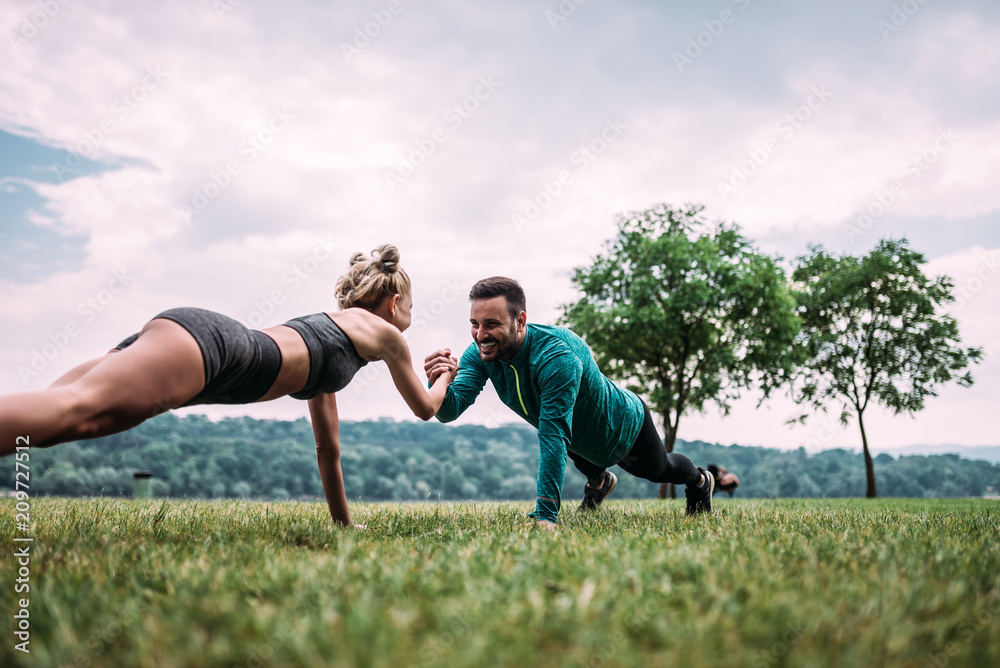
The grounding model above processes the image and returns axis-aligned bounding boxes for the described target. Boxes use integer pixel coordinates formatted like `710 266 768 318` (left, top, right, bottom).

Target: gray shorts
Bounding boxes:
113 307 282 406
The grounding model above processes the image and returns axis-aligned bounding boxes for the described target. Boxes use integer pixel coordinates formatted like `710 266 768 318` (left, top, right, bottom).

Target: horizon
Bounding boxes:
129 411 1000 461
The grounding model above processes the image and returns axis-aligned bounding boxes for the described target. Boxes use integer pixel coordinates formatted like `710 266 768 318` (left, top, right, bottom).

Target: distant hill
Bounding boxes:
10 414 1000 500
872 445 1000 464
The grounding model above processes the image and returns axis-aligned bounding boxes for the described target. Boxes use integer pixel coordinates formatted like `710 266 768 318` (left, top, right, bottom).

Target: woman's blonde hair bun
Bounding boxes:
374 244 400 273
335 243 410 310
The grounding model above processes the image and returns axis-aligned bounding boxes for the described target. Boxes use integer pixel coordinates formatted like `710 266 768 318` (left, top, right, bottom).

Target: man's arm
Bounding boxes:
528 352 583 525
426 344 490 422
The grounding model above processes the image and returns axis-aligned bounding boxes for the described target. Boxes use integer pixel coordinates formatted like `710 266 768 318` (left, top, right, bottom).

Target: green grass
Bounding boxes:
2 498 999 668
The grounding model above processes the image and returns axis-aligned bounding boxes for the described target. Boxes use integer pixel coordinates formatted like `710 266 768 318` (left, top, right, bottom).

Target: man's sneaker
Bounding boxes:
685 467 714 515
579 471 617 510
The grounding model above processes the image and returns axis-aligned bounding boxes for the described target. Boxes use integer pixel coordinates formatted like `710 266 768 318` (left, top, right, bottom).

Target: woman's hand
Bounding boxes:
428 355 459 385
424 348 458 384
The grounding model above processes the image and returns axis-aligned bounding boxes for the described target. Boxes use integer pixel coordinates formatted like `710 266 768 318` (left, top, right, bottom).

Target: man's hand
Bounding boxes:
423 348 451 379
424 348 458 383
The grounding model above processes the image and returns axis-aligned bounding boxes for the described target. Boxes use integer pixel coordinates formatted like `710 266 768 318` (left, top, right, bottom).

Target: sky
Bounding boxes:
1 0 998 453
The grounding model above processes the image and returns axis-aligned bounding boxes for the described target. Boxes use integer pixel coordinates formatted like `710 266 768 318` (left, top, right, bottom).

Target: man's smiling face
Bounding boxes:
469 296 526 362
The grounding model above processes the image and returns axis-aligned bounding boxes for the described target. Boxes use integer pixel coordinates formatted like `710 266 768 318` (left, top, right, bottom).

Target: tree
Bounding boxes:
789 238 983 498
560 203 800 498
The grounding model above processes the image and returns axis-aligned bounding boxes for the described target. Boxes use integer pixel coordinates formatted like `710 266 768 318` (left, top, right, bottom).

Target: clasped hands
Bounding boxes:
423 348 460 384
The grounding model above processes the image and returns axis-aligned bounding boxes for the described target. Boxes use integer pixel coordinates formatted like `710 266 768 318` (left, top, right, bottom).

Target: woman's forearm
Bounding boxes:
316 444 351 525
425 372 453 416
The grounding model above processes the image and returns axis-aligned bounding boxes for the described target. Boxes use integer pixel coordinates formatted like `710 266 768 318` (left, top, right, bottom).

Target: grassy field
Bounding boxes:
2 497 999 668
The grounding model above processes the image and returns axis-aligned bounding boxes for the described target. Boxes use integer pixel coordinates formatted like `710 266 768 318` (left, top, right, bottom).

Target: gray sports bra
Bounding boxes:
282 313 368 399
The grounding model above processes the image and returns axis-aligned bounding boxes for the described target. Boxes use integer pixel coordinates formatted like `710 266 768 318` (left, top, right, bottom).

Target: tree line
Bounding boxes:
16 414 999 501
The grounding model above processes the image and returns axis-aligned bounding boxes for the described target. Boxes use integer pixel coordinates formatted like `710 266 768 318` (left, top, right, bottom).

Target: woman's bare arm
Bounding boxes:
307 393 353 526
377 327 457 420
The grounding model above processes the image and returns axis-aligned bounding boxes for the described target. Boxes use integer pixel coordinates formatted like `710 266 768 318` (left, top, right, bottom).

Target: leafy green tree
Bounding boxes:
91 466 130 496
790 239 983 497
393 473 418 500
33 464 85 496
151 479 171 498
560 203 800 497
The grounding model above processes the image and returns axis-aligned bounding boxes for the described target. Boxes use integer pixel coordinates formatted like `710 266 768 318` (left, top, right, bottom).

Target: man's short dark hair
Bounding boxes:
469 276 526 321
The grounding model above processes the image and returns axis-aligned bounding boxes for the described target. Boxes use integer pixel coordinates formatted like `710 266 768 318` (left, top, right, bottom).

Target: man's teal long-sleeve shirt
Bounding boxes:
435 324 644 523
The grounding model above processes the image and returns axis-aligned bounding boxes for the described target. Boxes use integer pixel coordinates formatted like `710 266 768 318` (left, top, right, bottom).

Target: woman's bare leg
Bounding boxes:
47 353 118 389
0 319 205 455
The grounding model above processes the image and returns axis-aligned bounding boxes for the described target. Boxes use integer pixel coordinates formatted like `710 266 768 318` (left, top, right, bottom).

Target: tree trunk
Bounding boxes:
657 412 678 500
858 409 877 498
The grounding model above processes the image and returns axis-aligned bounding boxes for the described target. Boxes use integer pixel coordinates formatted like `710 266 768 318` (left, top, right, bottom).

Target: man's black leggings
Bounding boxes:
567 401 701 487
